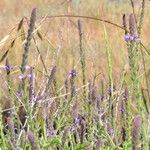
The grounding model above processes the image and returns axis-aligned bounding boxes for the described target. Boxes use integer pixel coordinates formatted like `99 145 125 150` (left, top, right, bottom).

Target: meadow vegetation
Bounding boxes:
0 0 149 149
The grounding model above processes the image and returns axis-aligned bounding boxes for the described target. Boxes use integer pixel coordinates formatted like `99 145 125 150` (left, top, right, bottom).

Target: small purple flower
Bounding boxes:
121 108 126 113
17 89 23 97
69 69 78 78
133 34 138 39
99 95 104 101
109 128 114 136
124 34 130 42
46 128 50 137
129 36 134 41
124 34 141 43
134 37 141 43
5 64 13 71
98 108 104 118
25 66 31 70
52 130 58 136
133 34 141 43
18 74 25 79
5 59 13 72
27 74 32 78
73 117 80 123
73 117 80 128
7 110 11 115
47 129 58 138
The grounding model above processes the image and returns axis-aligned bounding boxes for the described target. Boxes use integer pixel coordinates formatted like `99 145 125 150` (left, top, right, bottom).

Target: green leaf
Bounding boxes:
37 31 43 40
75 144 86 150
44 137 61 148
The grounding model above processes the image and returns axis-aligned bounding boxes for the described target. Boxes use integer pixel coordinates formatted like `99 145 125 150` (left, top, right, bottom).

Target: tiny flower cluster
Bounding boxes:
5 64 13 71
18 74 32 79
46 127 58 138
124 34 141 43
69 69 78 78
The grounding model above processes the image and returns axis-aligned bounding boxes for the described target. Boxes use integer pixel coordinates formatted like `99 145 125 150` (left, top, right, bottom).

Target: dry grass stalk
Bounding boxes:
122 14 127 34
44 66 57 98
78 19 87 102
